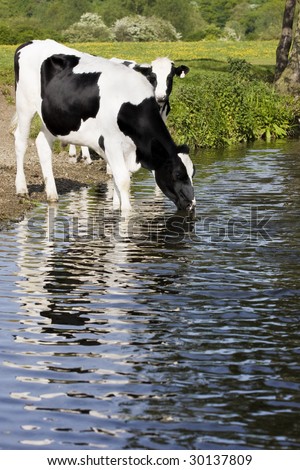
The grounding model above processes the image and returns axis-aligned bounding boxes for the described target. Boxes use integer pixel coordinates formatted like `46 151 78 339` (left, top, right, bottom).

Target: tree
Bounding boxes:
63 12 113 42
275 0 296 81
120 0 151 14
151 0 192 35
244 0 286 39
91 0 129 26
275 0 300 95
195 0 238 29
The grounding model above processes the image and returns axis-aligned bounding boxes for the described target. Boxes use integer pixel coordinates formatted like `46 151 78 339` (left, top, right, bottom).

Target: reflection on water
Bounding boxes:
0 141 300 450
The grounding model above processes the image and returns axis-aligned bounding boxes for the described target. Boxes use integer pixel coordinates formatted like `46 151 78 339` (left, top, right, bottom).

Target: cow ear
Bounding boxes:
133 64 152 77
177 144 189 154
174 65 190 78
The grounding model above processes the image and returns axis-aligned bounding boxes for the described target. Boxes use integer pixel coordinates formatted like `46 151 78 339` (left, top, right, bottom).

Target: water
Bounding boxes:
0 141 300 450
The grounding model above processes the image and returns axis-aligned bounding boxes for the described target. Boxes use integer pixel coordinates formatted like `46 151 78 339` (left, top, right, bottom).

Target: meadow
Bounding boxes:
73 40 278 65
1 40 297 148
0 40 277 87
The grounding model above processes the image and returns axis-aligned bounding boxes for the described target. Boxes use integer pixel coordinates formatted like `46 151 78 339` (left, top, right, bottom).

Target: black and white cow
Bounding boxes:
69 56 190 166
14 39 195 212
111 56 190 120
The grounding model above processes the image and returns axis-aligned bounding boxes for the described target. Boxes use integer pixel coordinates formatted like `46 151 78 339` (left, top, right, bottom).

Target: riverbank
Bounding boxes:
0 89 108 230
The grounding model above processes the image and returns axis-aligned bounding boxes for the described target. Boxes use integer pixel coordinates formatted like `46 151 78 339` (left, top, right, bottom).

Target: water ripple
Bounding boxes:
0 142 300 450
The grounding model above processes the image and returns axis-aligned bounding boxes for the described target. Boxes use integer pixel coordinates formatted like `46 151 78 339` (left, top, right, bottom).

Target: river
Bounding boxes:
0 141 299 450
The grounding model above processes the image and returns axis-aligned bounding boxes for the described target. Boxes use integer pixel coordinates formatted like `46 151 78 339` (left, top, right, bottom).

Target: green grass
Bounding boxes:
0 45 16 88
0 40 277 89
73 40 277 65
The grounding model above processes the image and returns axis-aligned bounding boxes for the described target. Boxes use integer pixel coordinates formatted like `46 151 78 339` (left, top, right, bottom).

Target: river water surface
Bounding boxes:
0 142 300 450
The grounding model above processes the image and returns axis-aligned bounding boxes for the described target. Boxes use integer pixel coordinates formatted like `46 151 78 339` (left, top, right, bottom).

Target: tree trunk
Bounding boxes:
275 2 300 95
274 0 297 81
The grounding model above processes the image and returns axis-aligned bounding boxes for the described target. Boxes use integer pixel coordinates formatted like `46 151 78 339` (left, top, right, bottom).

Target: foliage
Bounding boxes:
0 18 61 45
168 72 295 149
202 24 222 40
150 0 193 36
227 57 254 80
90 0 131 26
9 0 90 30
0 25 16 45
63 13 113 42
242 0 285 40
112 15 181 42
194 0 239 29
0 0 288 43
193 0 284 39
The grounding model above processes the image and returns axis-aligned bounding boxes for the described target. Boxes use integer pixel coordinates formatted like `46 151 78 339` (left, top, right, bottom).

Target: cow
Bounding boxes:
110 56 190 121
69 56 190 166
13 39 195 212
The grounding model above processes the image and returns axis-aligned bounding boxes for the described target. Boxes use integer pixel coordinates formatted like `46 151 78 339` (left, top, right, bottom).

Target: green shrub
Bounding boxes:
63 13 113 42
185 29 207 41
202 24 222 40
0 19 61 45
0 25 16 45
112 15 181 42
168 73 294 149
227 57 253 81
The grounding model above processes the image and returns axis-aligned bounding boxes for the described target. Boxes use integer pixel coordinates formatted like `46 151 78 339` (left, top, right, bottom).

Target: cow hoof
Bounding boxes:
47 195 59 203
17 191 29 198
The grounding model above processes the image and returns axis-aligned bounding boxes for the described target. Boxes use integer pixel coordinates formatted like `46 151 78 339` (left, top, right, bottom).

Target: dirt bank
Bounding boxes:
0 88 108 230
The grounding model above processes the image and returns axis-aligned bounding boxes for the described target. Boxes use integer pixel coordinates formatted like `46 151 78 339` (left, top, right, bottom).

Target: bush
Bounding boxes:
227 57 253 81
0 25 16 45
185 24 221 41
168 73 295 149
63 13 113 42
0 21 60 45
222 26 241 41
184 29 207 41
202 24 222 40
112 15 181 42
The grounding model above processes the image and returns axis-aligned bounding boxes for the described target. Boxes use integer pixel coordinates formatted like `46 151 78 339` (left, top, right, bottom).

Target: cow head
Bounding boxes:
152 140 196 212
134 58 190 105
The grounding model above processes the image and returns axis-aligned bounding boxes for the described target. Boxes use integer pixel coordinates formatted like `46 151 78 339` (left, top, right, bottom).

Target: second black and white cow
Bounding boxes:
14 39 195 212
111 56 190 120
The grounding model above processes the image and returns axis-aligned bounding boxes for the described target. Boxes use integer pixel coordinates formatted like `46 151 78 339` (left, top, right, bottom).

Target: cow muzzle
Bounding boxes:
176 193 196 212
156 96 168 105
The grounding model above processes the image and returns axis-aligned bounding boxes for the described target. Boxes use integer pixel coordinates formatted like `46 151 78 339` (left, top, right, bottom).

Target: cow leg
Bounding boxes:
106 146 131 211
69 144 77 163
35 129 58 202
106 163 113 175
69 145 92 164
81 146 92 165
112 183 121 209
14 111 35 197
125 150 141 174
112 168 131 211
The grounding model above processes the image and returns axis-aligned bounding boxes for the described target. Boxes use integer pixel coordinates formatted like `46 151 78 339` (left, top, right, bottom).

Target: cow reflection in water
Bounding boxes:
15 185 195 335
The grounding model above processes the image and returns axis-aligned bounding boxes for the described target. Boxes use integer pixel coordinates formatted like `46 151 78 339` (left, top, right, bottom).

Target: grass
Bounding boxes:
73 40 277 65
0 40 277 90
